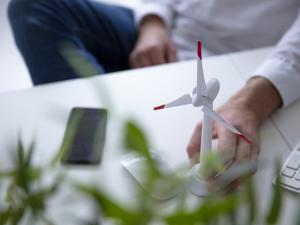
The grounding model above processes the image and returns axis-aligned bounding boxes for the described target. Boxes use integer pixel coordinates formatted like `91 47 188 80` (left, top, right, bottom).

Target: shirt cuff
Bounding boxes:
253 57 300 108
134 3 173 29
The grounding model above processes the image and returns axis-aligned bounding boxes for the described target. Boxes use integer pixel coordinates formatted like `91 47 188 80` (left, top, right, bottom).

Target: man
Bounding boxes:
8 0 300 173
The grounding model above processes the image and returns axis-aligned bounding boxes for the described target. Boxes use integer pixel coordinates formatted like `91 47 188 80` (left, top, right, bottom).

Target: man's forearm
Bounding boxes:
229 77 282 124
139 15 167 32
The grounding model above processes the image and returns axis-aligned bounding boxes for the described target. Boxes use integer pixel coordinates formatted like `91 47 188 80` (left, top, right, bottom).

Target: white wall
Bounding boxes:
0 0 139 93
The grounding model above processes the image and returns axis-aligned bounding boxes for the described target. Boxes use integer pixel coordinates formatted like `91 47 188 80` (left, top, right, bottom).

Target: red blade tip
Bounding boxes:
238 134 252 145
197 41 202 60
154 105 165 110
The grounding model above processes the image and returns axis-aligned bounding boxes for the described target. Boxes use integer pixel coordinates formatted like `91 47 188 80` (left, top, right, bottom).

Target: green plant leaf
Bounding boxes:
124 121 150 157
75 184 142 225
8 207 26 225
165 211 198 225
165 194 240 225
195 195 240 223
60 41 101 77
0 170 18 178
0 209 11 224
265 163 282 224
123 120 160 178
0 137 63 224
15 138 33 193
245 178 257 224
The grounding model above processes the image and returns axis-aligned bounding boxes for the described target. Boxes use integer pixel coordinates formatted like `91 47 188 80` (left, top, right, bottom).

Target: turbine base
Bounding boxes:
188 163 211 197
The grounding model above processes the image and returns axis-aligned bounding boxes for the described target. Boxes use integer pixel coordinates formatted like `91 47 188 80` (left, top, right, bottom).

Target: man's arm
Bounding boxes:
230 77 282 124
254 9 300 107
130 0 177 68
188 8 300 173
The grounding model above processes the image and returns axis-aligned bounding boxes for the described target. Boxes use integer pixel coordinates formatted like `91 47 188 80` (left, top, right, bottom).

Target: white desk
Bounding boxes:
0 47 299 224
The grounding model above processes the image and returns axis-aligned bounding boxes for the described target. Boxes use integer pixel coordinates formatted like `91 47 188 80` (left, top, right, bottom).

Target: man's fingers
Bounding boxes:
187 123 202 165
130 51 152 68
190 152 200 168
130 46 166 68
137 55 152 67
212 128 218 139
130 39 176 68
166 44 177 63
234 137 252 163
149 46 166 65
129 51 140 68
217 128 237 163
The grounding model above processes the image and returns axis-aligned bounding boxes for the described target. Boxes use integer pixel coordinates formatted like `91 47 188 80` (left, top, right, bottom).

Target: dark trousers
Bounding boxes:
8 0 138 85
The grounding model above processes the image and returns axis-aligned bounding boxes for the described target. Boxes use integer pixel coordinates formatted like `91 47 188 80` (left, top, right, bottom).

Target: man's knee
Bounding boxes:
8 0 34 22
8 0 62 25
9 0 70 38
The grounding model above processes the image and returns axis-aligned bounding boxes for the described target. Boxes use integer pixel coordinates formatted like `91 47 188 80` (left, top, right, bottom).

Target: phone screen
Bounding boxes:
61 107 107 165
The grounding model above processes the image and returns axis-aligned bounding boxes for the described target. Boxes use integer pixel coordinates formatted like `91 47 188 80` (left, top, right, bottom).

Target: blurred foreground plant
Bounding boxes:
0 119 288 225
0 139 63 225
71 121 286 225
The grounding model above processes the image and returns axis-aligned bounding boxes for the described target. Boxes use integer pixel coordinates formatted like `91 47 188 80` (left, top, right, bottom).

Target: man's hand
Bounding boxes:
130 15 177 68
187 96 261 169
187 77 282 178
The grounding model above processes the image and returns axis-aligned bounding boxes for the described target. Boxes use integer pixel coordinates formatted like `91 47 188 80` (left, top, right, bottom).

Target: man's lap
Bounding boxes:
9 0 138 84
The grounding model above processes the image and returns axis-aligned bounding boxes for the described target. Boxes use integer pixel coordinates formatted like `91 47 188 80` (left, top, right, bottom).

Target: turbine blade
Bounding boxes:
197 41 207 96
154 105 165 110
202 106 252 144
154 94 192 110
202 106 240 134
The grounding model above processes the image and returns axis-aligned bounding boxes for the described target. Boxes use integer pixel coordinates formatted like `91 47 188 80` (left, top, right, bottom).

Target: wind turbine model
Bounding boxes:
154 41 252 196
121 41 253 199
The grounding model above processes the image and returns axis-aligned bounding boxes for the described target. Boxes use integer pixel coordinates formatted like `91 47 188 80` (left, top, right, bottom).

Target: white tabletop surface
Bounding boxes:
0 47 299 224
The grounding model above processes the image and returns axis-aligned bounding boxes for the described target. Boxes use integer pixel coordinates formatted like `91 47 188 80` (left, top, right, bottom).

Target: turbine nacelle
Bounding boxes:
205 78 220 101
192 95 205 107
192 78 220 107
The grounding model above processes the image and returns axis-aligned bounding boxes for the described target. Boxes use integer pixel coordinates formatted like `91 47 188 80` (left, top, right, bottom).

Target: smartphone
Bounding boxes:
61 107 107 165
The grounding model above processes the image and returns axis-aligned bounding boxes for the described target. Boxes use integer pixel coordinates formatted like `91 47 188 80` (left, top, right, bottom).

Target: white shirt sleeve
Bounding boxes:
254 9 300 108
134 0 175 29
